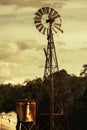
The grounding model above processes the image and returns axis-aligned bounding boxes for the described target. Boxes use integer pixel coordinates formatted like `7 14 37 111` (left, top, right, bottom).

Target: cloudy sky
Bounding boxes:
0 0 87 84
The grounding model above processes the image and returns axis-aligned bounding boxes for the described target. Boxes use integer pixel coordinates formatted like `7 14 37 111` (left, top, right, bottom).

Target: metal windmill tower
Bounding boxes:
34 7 69 130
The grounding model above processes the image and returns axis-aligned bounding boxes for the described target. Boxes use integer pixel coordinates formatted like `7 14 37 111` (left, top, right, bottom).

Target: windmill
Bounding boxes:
34 7 69 130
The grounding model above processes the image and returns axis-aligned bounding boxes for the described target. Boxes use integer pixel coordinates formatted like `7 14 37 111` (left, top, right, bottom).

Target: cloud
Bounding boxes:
57 47 74 53
0 46 44 83
79 47 87 51
0 39 45 66
16 40 34 50
16 39 45 51
0 62 17 83
0 0 69 29
62 0 87 22
61 59 71 63
0 0 68 8
0 40 27 63
0 11 32 25
0 0 42 7
56 41 66 46
65 9 87 21
0 41 17 61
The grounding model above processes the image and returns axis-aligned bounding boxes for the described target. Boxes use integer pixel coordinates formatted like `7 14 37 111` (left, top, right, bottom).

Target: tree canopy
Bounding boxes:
0 69 87 130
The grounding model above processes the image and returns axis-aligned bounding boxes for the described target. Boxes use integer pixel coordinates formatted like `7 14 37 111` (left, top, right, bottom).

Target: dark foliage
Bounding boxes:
0 70 87 130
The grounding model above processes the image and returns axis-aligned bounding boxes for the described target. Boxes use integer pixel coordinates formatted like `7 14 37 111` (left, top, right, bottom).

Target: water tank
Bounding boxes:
16 99 36 123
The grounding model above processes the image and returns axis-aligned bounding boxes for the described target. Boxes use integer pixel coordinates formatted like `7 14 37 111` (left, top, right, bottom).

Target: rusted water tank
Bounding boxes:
16 99 36 123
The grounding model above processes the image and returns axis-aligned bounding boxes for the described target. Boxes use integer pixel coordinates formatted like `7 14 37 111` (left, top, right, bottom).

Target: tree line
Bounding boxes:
0 69 87 130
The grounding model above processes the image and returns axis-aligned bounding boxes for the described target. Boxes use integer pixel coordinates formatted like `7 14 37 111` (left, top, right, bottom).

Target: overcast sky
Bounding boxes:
0 0 87 84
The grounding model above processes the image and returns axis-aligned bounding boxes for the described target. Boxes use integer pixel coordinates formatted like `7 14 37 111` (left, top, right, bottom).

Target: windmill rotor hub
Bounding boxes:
46 18 55 24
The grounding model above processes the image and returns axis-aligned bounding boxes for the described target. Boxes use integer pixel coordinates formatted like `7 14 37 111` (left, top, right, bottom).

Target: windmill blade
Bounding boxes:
54 22 61 27
52 11 60 20
34 21 41 25
43 27 46 35
52 10 58 17
35 11 42 17
58 28 63 33
52 27 57 33
34 17 41 22
36 23 42 29
45 7 50 14
34 20 41 24
34 15 41 20
54 25 63 33
34 16 41 20
46 7 50 14
53 14 61 20
38 25 44 32
34 14 41 25
42 7 47 14
50 8 54 15
38 8 44 16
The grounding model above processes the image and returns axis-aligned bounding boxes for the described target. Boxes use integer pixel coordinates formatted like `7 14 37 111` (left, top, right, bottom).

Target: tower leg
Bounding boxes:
19 122 22 130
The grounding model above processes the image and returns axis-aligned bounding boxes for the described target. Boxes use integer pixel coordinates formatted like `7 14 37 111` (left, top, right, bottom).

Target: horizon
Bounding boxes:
2 68 84 85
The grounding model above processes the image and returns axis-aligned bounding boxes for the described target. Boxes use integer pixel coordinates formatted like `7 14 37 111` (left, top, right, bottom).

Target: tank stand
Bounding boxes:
17 121 36 130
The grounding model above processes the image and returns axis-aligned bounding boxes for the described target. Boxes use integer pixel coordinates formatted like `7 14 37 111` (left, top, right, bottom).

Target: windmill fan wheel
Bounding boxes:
34 7 63 35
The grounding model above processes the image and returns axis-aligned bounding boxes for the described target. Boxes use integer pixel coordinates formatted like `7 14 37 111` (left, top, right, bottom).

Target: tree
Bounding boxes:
80 64 87 77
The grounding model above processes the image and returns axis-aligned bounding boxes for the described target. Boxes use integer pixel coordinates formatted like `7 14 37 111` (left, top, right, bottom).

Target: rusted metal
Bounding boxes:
16 99 36 123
